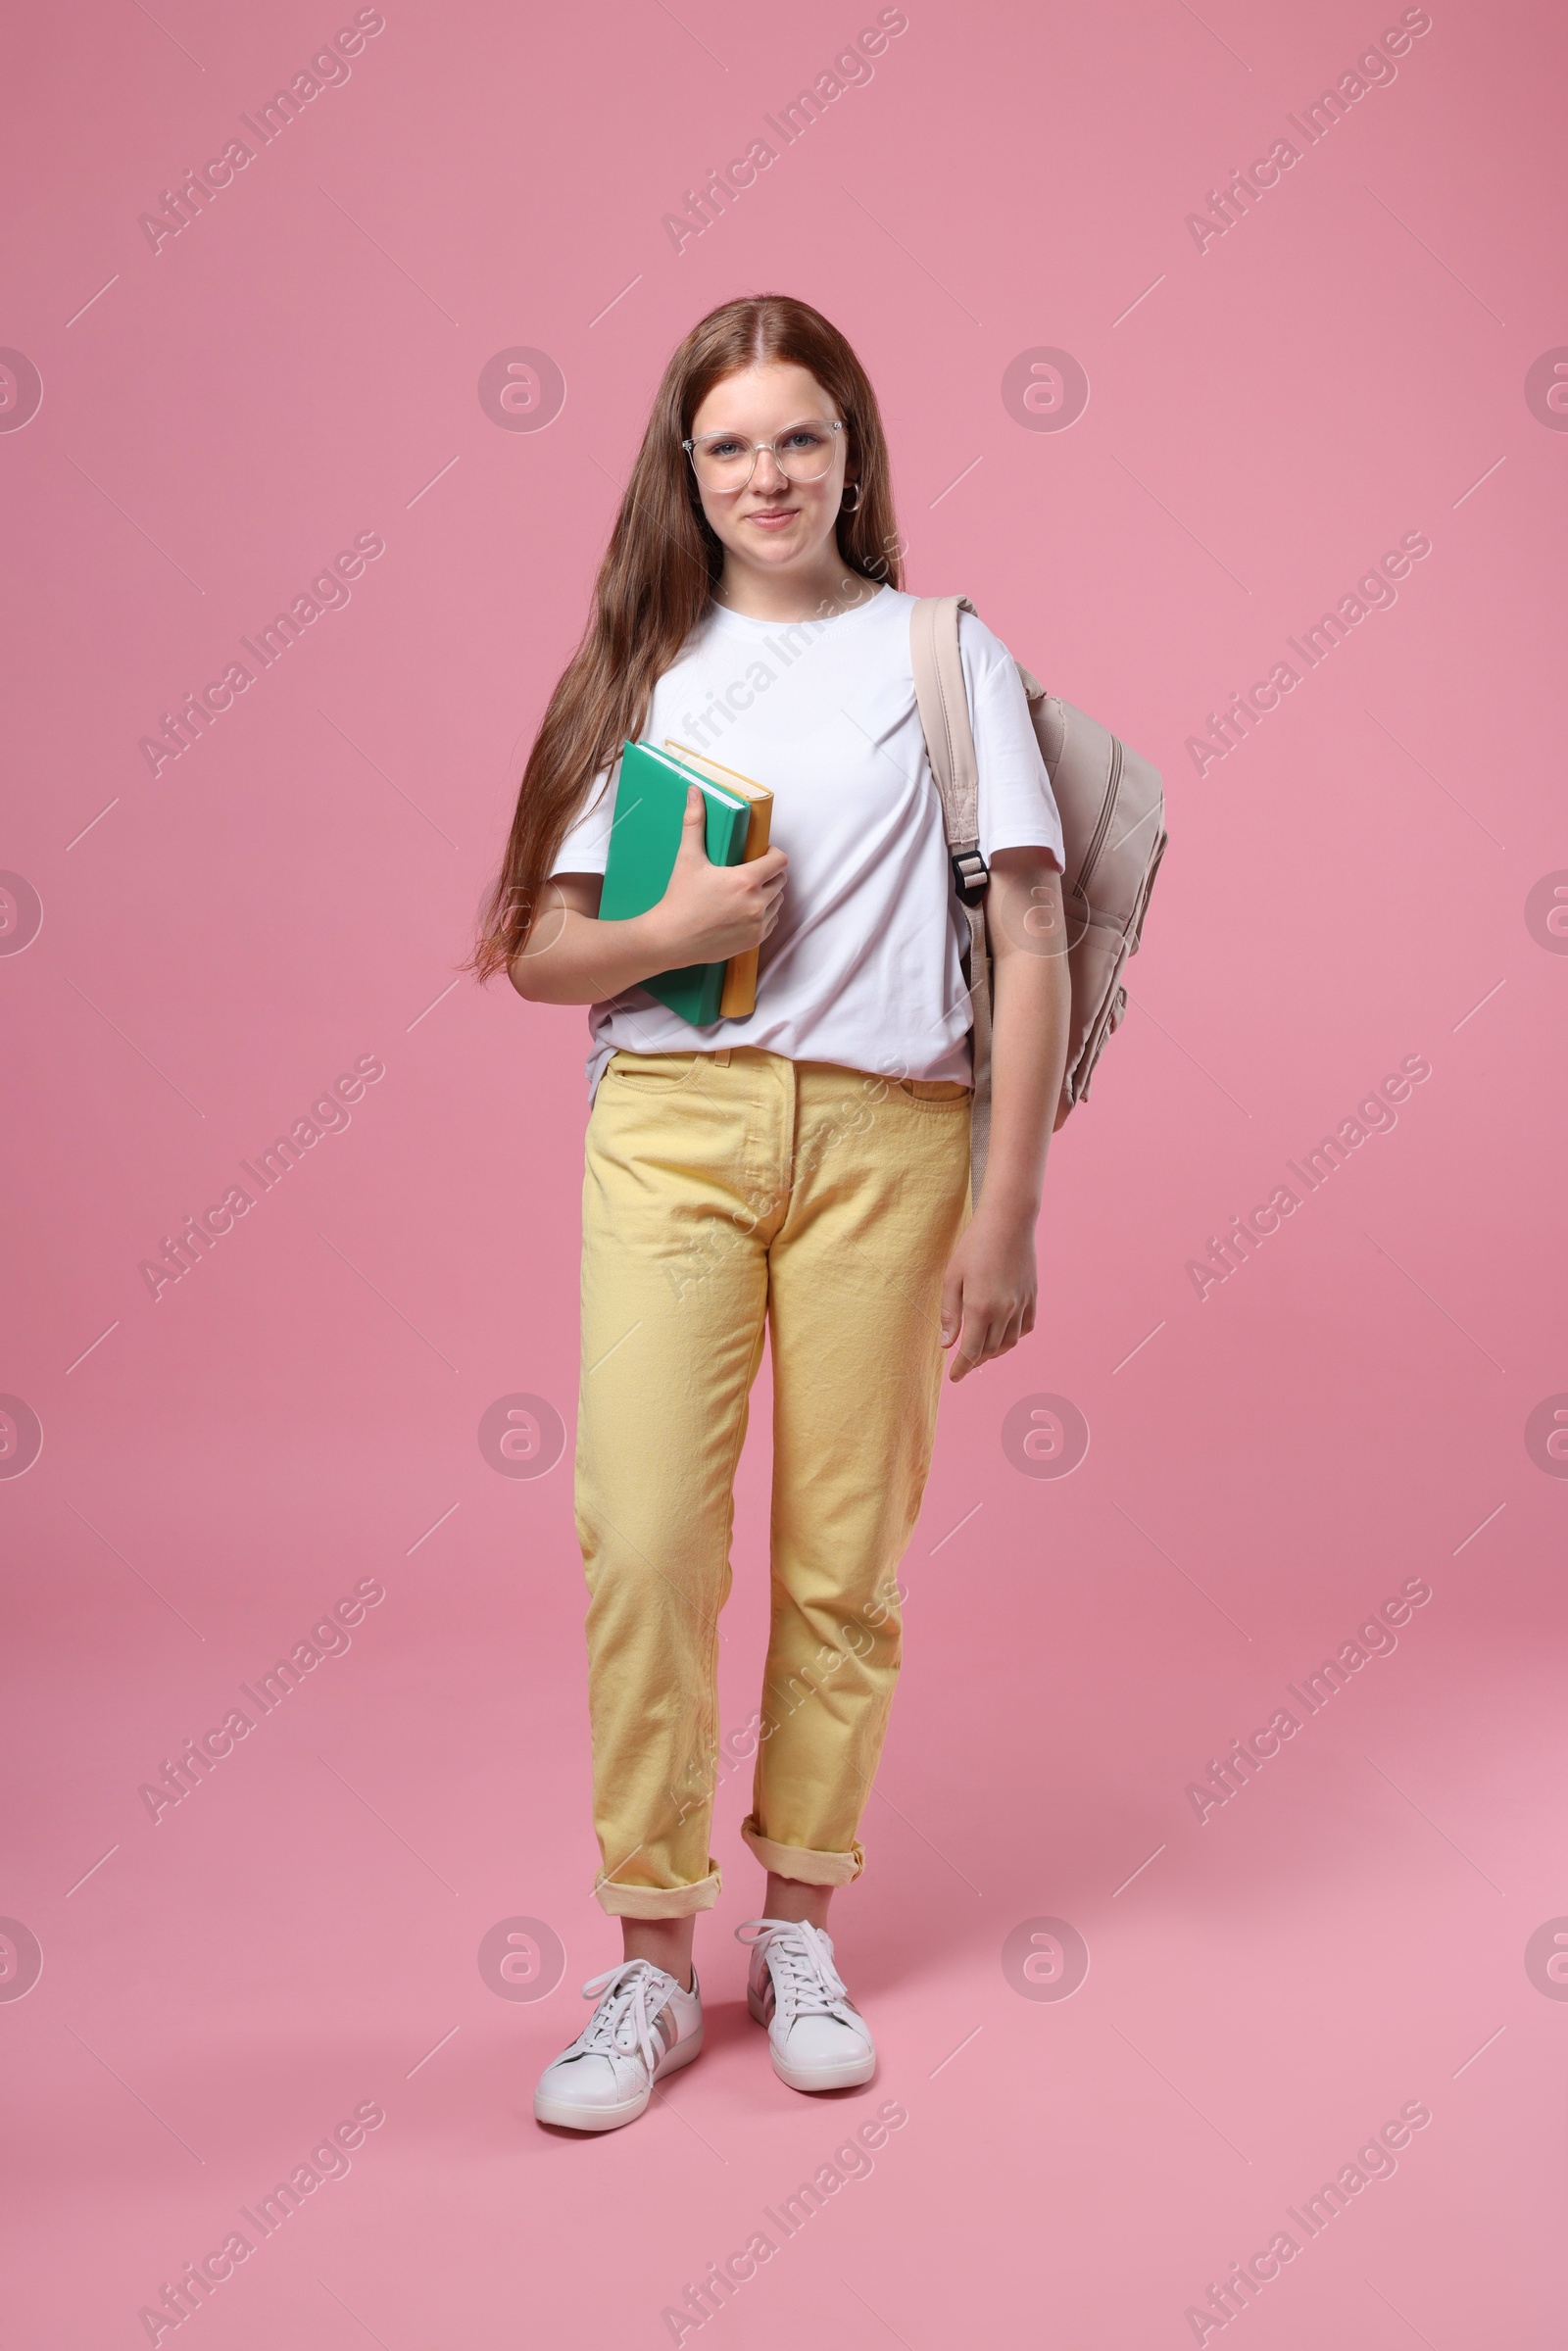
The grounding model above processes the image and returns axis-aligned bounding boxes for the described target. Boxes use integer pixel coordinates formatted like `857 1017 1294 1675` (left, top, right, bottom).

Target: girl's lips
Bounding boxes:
746 508 799 527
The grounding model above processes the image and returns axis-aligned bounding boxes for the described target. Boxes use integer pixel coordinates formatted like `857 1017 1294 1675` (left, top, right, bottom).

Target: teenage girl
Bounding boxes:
475 294 1069 2131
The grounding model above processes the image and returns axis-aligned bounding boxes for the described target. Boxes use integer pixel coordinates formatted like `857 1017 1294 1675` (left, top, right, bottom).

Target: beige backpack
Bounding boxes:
910 596 1166 1191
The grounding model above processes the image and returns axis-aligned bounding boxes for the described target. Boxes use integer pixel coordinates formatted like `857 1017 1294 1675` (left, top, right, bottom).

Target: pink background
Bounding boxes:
3 0 1565 2342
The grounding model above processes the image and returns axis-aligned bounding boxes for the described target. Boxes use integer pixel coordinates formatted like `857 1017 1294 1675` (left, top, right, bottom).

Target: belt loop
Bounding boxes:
713 1048 731 1067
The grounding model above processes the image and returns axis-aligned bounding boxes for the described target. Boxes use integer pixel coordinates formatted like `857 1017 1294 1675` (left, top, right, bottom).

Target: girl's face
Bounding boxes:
687 362 855 583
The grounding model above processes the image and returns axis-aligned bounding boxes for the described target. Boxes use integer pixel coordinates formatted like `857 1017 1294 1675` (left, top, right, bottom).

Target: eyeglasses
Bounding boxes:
683 416 845 491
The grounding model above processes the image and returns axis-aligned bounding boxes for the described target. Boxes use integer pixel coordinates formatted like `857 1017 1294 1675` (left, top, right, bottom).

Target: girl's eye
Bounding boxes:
706 438 746 460
782 428 825 450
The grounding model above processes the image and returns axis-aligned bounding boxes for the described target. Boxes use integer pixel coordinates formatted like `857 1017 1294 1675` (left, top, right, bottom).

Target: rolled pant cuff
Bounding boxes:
594 1866 722 1919
741 1815 864 1886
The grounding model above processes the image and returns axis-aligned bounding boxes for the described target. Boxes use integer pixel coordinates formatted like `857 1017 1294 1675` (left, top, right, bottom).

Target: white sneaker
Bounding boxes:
533 1958 704 2131
736 1918 876 2092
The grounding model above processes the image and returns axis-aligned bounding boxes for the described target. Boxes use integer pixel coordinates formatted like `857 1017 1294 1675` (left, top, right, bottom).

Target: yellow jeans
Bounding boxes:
575 1046 972 1917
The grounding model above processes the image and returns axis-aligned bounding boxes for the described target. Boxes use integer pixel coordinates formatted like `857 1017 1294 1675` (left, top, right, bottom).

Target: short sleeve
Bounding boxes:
548 764 616 877
960 611 1064 871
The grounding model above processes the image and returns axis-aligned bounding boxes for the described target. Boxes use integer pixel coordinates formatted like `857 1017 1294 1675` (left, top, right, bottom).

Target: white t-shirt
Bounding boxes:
551 583 1064 1096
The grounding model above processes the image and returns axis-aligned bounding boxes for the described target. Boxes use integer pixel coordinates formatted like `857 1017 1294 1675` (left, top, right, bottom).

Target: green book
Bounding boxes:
599 739 753 1028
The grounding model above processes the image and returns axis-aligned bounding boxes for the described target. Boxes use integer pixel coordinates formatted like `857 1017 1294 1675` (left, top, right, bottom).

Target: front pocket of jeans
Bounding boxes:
895 1079 971 1107
609 1053 700 1088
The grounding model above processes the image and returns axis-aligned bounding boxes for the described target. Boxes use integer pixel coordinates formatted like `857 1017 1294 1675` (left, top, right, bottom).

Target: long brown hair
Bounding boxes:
470 294 903 981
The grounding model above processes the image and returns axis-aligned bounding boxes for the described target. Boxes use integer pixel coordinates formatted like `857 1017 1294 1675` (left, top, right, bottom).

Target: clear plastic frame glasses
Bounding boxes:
683 416 845 491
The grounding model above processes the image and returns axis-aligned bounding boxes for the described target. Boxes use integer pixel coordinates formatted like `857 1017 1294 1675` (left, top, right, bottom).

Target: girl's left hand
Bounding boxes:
940 1209 1038 1382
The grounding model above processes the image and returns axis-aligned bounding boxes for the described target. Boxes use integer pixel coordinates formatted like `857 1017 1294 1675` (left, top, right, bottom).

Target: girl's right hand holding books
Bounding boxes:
510 789 786 1005
646 787 788 966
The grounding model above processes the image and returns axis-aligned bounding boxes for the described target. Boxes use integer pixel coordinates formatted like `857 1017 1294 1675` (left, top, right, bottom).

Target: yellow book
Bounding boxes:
662 742 773 1018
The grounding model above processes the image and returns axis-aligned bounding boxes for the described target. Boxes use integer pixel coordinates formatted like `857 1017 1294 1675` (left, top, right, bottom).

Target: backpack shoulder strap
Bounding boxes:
910 594 979 853
910 594 994 1198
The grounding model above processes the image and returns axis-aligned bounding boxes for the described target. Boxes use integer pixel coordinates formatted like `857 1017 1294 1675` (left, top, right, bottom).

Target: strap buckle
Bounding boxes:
950 846 989 906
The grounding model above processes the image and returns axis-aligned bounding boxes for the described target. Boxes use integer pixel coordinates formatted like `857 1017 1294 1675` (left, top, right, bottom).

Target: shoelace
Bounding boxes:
569 1959 674 2076
735 1918 857 2026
